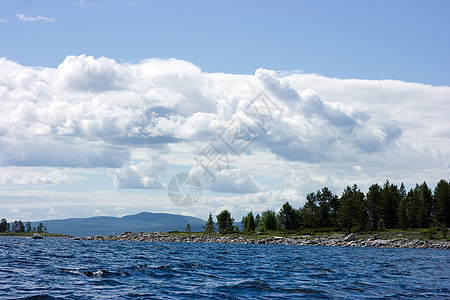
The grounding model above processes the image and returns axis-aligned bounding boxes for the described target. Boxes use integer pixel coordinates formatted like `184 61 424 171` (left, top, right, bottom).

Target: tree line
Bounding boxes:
204 179 450 235
0 219 47 233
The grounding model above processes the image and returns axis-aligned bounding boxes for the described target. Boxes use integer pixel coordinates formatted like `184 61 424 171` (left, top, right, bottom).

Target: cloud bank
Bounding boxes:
1 55 449 219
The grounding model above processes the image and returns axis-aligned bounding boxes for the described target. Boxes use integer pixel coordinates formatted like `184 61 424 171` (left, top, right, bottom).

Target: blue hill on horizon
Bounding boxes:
32 212 206 237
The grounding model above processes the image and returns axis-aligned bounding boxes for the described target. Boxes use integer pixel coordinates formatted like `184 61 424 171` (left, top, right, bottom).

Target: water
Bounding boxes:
0 237 449 299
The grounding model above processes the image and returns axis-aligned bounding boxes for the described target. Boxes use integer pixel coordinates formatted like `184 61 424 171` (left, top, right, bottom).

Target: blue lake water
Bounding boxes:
0 237 449 299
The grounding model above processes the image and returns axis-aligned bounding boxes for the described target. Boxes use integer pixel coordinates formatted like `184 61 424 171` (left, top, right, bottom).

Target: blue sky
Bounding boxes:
0 0 449 222
1 0 450 85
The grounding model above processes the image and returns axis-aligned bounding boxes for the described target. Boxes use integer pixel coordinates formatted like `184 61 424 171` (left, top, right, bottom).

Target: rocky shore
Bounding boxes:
78 232 450 249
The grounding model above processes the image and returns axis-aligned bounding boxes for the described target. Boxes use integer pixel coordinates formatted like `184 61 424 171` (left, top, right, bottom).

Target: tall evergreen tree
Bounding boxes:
366 183 382 230
278 202 300 231
11 220 25 232
204 212 215 234
317 187 336 227
434 179 450 227
302 192 319 228
398 194 409 229
338 184 364 233
0 219 8 232
254 213 261 232
381 180 400 229
258 210 278 231
406 186 422 228
25 221 32 233
37 223 45 233
418 181 433 228
216 210 234 233
241 211 256 233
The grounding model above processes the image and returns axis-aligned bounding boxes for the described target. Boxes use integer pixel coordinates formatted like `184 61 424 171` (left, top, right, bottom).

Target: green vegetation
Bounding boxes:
205 179 450 240
241 211 256 233
216 210 235 234
0 219 48 234
203 212 215 234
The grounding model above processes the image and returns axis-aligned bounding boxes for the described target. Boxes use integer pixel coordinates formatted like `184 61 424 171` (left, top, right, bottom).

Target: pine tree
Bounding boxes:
37 223 45 233
381 180 400 229
418 181 433 228
302 193 319 228
241 211 256 233
25 221 32 233
0 219 8 232
278 202 301 231
317 187 335 227
434 179 450 227
258 210 278 231
254 214 261 232
185 223 191 233
366 183 382 230
410 186 422 228
216 210 234 234
203 212 215 234
398 195 408 229
338 184 364 233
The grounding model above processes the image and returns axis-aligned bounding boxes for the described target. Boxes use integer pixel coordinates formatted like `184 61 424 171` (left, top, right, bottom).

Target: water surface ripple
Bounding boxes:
1 237 449 299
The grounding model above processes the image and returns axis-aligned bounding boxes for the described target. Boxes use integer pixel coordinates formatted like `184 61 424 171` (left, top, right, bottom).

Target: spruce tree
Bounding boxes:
216 210 234 233
204 212 215 234
434 179 450 227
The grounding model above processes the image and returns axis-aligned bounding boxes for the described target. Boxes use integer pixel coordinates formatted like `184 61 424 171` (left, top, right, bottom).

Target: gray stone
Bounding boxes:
343 233 358 242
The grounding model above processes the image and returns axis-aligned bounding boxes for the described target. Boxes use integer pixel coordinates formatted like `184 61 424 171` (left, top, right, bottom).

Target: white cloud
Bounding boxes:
74 0 99 7
0 167 71 185
93 209 106 216
0 55 449 221
0 19 7 23
16 14 56 22
108 158 167 189
190 165 262 194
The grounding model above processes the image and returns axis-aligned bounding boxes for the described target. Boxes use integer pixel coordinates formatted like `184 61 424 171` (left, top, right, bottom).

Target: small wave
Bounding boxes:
283 287 320 294
18 295 62 300
178 262 206 269
131 255 148 260
155 263 171 269
228 280 273 291
83 270 110 277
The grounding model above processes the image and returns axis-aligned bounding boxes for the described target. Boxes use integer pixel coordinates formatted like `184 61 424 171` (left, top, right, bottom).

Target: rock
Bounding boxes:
32 233 44 239
343 233 358 242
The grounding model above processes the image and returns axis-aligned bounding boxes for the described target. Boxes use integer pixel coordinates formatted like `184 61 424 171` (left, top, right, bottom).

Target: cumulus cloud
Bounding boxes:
107 158 167 189
0 55 449 201
16 14 56 22
190 164 262 194
254 69 402 162
0 167 71 185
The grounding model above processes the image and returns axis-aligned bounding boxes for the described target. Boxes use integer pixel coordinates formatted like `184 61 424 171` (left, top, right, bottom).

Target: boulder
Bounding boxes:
32 233 44 239
343 233 358 242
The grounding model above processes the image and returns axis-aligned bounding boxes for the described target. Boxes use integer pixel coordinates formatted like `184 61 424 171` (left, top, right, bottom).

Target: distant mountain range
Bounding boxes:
32 212 206 237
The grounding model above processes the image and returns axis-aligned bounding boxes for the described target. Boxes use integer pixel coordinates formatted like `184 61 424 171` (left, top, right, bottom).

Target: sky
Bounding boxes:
0 0 449 222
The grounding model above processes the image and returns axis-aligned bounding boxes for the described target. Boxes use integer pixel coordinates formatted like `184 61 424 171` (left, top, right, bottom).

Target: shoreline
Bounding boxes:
79 232 450 249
